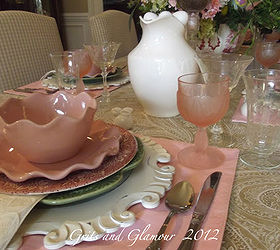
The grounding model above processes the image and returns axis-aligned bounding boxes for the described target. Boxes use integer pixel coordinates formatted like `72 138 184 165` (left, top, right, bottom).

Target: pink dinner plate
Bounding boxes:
0 120 137 195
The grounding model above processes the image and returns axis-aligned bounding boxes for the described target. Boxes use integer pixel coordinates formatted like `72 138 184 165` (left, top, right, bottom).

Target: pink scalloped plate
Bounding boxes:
0 120 137 194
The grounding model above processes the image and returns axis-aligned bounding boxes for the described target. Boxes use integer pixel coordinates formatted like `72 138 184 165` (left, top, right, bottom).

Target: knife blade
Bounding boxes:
13 87 59 94
177 171 222 250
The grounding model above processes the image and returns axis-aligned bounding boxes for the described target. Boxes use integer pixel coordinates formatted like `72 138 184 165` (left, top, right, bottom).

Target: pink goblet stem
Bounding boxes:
194 127 208 152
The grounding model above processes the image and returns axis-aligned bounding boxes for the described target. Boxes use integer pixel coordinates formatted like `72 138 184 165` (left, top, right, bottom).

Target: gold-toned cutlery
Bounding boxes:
177 171 222 250
146 181 194 250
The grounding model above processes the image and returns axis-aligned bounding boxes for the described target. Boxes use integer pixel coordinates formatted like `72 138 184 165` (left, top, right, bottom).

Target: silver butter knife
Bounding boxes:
177 171 222 250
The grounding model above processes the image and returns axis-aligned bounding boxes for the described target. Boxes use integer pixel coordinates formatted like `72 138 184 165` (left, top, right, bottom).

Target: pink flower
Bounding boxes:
201 0 222 20
168 0 177 7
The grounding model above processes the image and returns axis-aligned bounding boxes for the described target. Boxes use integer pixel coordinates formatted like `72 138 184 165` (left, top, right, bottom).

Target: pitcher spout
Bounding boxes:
140 11 188 27
173 11 188 26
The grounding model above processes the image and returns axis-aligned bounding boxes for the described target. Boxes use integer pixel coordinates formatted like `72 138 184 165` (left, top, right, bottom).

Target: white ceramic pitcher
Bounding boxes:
128 11 199 117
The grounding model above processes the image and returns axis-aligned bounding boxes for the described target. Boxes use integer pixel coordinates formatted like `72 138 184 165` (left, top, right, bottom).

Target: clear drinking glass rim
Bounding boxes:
243 68 280 81
256 40 280 45
195 52 254 63
50 51 75 57
84 41 121 47
178 72 230 86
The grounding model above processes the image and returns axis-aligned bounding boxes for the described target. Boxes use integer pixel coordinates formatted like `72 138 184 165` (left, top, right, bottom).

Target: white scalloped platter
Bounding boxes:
9 136 175 249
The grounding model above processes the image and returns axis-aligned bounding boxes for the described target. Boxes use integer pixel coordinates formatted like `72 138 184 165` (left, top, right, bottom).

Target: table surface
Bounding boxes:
0 76 279 250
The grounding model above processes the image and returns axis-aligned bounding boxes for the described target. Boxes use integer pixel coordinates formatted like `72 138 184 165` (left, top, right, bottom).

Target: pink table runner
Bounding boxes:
4 81 118 98
19 138 239 250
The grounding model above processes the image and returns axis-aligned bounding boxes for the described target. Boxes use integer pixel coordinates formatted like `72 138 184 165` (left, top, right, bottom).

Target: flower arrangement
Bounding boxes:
128 0 177 14
128 0 280 48
199 0 250 40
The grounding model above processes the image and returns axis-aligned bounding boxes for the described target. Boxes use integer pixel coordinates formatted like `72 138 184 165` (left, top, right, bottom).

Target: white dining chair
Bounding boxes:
89 10 138 59
0 11 63 92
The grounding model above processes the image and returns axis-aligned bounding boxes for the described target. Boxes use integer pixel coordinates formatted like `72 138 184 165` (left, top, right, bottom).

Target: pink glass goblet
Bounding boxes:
177 72 230 169
255 40 280 69
72 49 92 93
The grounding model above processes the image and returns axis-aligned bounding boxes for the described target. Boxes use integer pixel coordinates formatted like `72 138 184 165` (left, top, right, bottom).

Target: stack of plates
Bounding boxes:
83 67 123 84
0 121 144 206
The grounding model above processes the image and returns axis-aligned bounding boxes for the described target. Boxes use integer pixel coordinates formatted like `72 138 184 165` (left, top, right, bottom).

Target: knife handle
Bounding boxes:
177 213 204 250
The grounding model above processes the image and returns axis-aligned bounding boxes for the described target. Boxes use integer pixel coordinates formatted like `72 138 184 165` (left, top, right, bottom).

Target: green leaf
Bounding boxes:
128 3 139 31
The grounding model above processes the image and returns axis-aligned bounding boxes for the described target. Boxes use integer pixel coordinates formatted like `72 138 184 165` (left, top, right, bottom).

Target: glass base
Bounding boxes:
99 95 110 103
177 145 225 169
240 151 280 169
208 131 234 148
208 122 234 148
98 90 111 104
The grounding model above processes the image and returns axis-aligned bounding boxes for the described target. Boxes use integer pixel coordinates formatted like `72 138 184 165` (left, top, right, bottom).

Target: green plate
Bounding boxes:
82 67 122 84
40 137 144 206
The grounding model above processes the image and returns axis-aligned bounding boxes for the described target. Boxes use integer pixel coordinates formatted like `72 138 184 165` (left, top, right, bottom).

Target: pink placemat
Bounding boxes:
19 138 239 250
4 81 118 98
232 97 247 123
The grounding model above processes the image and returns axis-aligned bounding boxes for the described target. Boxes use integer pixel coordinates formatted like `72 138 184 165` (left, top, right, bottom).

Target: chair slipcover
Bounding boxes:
0 11 63 92
89 10 138 58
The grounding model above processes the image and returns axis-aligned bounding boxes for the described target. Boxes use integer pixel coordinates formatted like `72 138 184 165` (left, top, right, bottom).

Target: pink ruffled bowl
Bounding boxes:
0 91 97 163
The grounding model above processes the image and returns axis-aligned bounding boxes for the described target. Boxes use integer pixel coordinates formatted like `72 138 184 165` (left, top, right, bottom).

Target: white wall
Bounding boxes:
61 0 103 50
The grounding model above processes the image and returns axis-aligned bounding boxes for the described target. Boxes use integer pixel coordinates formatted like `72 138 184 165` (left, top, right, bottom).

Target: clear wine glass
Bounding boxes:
255 40 280 69
195 52 254 147
176 0 211 48
84 42 120 102
177 72 230 169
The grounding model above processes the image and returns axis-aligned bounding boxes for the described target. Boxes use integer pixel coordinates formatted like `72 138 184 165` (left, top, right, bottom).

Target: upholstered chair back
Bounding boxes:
89 10 138 59
0 11 63 92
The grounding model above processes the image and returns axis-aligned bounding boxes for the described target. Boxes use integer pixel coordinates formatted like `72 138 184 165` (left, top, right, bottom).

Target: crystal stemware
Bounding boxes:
50 51 80 90
177 72 230 169
195 52 254 147
176 0 211 48
84 42 120 102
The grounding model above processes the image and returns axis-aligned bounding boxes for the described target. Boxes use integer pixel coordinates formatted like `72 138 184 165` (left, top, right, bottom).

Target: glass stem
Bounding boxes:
209 121 224 135
76 79 85 94
194 127 208 153
57 71 64 90
186 12 200 49
102 67 109 102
